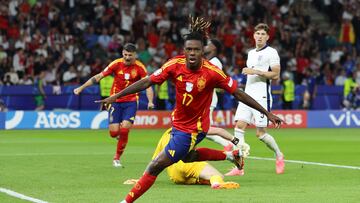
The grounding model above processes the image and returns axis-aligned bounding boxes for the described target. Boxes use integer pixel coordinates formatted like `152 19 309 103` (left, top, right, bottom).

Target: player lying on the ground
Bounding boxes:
124 128 250 189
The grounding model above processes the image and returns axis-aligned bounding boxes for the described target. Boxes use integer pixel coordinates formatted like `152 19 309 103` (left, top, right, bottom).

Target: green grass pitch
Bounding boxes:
1 128 360 203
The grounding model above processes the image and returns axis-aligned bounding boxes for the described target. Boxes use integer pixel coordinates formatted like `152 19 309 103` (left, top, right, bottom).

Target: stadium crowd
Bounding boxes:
0 0 359 109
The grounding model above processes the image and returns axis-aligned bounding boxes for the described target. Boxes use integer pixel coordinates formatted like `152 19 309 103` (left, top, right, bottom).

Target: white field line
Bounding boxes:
248 156 360 170
0 152 359 170
0 152 112 156
0 187 48 203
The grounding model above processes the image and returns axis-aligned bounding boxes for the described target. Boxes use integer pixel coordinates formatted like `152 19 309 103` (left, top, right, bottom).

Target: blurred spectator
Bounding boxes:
98 28 111 50
281 71 295 109
343 86 360 110
343 72 357 98
352 13 360 53
295 51 309 84
146 59 158 75
0 99 8 112
62 65 78 84
0 45 7 61
230 67 247 112
99 75 114 110
355 63 360 84
3 68 19 85
156 80 169 110
330 46 344 64
77 61 91 83
339 19 355 52
121 7 133 36
335 69 347 86
137 38 152 65
343 54 356 74
34 55 48 75
13 48 25 76
302 69 318 109
84 26 98 49
33 70 46 111
18 74 33 85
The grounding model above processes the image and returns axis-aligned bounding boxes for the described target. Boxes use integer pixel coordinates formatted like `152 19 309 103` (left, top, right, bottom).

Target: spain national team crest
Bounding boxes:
124 73 130 80
131 69 137 78
197 76 206 92
186 82 193 92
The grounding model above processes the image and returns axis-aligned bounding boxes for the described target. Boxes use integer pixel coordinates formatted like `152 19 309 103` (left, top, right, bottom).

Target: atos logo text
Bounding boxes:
34 112 81 128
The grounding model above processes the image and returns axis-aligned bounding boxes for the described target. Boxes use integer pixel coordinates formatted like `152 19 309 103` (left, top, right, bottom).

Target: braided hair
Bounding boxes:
184 16 211 44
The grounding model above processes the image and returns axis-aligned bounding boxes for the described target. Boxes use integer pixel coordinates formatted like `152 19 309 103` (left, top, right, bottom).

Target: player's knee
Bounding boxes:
235 121 247 130
256 130 266 138
147 159 166 176
109 130 119 138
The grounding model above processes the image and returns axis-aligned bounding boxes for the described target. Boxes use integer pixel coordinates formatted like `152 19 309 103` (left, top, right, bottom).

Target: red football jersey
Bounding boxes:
102 58 148 103
150 55 237 133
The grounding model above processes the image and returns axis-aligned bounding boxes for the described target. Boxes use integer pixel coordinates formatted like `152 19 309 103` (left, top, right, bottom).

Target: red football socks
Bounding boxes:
124 172 157 203
114 128 129 160
195 148 226 161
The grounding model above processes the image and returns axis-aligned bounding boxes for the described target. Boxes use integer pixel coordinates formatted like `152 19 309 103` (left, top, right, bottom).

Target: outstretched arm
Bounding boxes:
74 73 104 95
232 89 283 128
96 77 154 105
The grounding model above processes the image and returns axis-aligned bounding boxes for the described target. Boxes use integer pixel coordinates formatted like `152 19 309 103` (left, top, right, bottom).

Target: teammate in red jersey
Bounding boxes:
74 43 154 168
97 17 283 203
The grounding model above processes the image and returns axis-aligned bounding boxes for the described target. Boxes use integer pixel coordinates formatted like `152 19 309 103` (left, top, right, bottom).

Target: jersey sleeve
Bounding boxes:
269 49 280 67
101 60 118 76
215 73 238 94
149 59 175 84
136 61 148 78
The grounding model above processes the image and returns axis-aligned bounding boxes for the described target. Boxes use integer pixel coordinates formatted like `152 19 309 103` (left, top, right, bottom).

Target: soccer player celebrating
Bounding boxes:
226 23 285 176
74 43 154 168
97 17 283 203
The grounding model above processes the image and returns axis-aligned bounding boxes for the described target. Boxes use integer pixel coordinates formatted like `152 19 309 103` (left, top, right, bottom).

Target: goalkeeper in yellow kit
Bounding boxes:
125 128 250 189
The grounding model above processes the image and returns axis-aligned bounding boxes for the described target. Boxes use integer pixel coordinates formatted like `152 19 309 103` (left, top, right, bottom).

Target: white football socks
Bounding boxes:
259 133 283 157
225 151 234 161
234 128 245 144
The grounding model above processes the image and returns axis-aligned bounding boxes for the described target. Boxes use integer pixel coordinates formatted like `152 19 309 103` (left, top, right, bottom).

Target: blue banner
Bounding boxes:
307 111 360 128
3 110 360 130
5 111 108 129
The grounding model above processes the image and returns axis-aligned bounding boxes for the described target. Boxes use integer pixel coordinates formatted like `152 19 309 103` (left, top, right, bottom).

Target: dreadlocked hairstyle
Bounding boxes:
184 15 211 44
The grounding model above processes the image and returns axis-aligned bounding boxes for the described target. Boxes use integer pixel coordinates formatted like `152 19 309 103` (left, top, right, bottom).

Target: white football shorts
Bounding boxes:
234 100 272 128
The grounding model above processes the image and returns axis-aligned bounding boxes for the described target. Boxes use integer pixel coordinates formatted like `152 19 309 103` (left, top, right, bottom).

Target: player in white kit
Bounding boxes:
204 39 237 150
226 23 285 176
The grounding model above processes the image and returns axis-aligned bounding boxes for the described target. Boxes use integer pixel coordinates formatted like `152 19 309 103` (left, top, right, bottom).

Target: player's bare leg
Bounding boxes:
199 164 239 189
206 127 234 151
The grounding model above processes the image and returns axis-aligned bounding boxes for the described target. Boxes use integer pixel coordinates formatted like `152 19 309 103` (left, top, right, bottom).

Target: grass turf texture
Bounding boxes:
0 129 359 203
